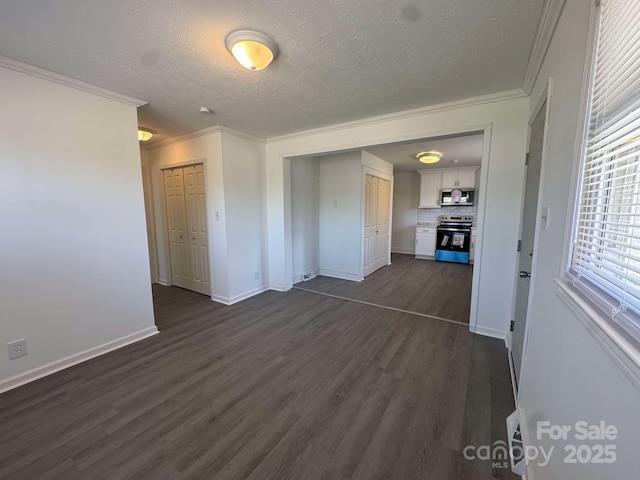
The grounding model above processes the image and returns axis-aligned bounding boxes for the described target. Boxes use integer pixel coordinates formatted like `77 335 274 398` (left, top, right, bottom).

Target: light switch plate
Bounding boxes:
541 206 550 231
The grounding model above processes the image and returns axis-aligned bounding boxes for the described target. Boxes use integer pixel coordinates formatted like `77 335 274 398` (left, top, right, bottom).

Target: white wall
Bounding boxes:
392 172 420 254
291 157 320 282
145 131 229 298
220 131 268 301
144 129 267 304
361 150 394 175
318 152 363 281
266 93 529 337
0 66 157 391
140 148 159 283
518 0 640 478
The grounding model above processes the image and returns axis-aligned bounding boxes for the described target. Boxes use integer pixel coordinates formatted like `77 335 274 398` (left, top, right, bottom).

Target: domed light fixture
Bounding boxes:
225 30 279 71
138 127 156 142
416 151 443 164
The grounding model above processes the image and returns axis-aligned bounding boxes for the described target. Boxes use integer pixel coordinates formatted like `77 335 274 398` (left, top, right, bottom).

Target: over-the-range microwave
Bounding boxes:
441 188 475 206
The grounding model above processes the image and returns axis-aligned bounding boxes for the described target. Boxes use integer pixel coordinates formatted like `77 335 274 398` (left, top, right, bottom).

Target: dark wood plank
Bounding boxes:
298 253 474 323
0 284 516 480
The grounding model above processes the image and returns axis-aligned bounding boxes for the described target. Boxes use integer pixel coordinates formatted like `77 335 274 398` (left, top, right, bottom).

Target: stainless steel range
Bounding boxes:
435 215 473 264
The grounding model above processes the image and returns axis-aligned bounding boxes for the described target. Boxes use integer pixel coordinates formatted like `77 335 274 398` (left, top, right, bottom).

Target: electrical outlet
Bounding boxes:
7 339 27 360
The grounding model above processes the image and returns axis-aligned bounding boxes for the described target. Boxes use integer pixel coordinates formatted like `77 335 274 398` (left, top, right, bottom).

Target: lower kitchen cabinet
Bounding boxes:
415 227 436 257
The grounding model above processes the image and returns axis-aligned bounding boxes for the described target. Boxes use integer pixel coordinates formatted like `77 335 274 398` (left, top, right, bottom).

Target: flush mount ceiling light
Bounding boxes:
225 30 279 71
416 151 442 164
138 127 156 142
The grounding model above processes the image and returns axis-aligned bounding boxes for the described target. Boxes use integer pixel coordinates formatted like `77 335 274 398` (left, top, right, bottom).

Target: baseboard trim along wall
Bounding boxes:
318 269 363 282
211 285 270 305
156 278 169 286
292 269 319 284
0 326 160 394
391 247 415 255
470 324 507 340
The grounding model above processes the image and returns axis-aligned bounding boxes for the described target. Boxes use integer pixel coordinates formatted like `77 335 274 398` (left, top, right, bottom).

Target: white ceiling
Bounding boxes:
0 0 545 142
365 133 484 172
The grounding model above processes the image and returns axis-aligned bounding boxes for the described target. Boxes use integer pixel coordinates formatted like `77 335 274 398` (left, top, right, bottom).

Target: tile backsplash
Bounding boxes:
417 205 478 224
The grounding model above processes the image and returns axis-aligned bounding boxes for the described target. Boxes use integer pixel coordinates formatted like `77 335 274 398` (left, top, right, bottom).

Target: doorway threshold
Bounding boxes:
293 286 468 327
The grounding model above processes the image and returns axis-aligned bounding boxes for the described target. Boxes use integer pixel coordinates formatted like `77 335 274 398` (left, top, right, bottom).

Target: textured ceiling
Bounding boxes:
0 0 545 142
365 133 484 172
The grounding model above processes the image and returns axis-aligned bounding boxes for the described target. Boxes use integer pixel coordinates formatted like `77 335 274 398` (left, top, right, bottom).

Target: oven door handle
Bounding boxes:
437 227 471 232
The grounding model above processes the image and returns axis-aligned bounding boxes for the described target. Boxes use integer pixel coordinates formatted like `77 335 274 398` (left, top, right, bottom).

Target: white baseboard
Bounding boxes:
211 285 270 306
0 326 159 394
470 324 507 340
292 269 319 284
414 255 435 260
269 284 286 292
391 247 415 255
156 278 169 286
229 285 270 304
318 269 363 282
211 294 232 305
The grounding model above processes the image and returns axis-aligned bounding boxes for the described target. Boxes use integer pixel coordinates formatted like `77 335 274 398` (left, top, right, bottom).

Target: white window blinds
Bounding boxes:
571 0 640 340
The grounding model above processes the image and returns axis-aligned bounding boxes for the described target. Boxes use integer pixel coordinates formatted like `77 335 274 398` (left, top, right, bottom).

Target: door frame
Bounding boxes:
509 77 554 395
159 159 208 290
360 166 394 279
283 122 492 333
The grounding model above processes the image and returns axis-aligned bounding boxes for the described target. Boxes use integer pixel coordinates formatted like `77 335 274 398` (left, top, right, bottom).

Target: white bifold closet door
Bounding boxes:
363 174 390 277
163 164 211 295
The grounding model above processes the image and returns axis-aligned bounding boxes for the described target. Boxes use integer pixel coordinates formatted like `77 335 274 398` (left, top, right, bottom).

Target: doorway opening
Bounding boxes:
287 130 487 326
510 80 552 390
161 163 211 296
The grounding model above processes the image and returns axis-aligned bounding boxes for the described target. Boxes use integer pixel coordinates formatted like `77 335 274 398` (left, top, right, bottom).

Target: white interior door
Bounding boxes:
363 174 378 277
363 174 390 278
512 101 546 385
184 164 211 295
163 168 191 290
163 164 211 295
374 178 390 271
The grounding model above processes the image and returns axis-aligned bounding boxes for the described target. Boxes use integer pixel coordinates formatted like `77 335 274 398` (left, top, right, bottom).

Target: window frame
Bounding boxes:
559 0 640 384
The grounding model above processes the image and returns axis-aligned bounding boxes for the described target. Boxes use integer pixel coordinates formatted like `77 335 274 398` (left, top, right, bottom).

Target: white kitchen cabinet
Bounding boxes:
457 169 477 188
415 227 436 257
441 171 458 189
440 167 478 189
470 228 477 263
418 172 441 209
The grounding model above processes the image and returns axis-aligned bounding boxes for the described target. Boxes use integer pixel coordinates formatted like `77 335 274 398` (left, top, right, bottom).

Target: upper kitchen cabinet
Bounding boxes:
418 171 441 208
418 167 479 208
440 167 478 189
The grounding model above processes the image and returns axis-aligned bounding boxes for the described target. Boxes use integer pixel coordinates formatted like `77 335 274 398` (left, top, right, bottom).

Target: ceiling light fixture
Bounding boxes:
138 127 156 142
416 151 443 164
225 30 279 71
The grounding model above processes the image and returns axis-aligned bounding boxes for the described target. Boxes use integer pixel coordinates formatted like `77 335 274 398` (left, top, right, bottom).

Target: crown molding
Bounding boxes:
0 55 147 107
144 88 527 150
218 126 266 144
145 126 222 149
522 0 567 93
266 88 527 144
145 125 266 150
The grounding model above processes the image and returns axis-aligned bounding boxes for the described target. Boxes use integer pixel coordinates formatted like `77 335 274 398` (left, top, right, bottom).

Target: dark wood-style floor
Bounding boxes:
299 254 474 323
0 285 515 480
